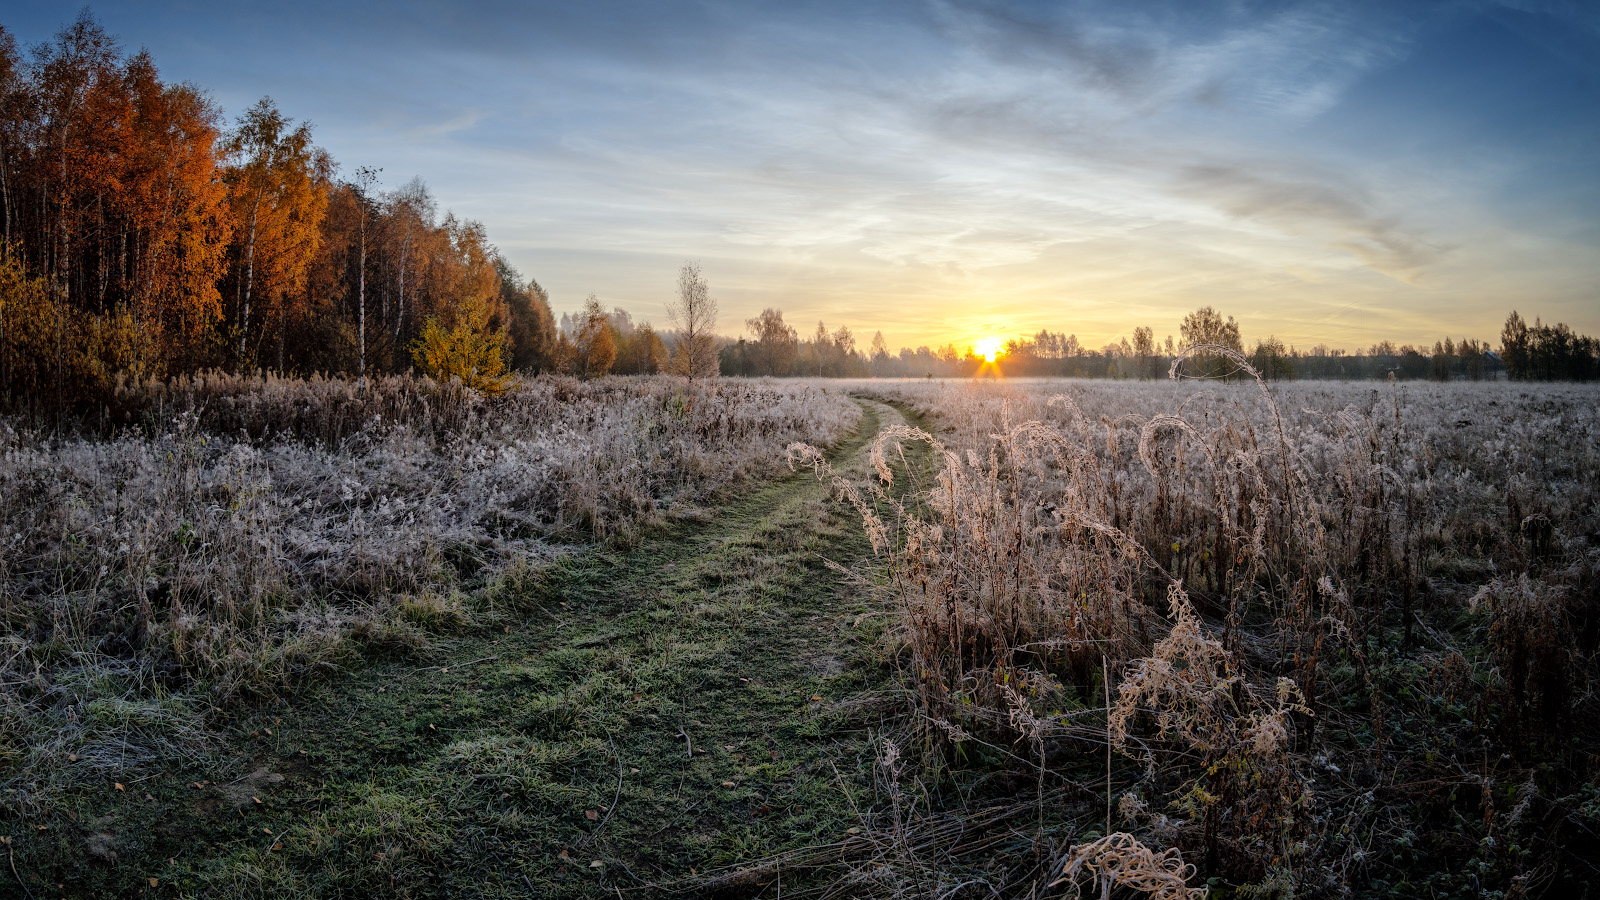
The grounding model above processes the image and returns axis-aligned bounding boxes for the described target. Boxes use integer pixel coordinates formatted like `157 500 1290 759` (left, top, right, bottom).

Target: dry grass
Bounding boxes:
0 373 860 817
802 365 1599 896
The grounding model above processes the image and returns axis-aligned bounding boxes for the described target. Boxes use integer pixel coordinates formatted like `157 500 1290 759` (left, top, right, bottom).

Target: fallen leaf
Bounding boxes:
585 809 599 821
252 796 262 805
149 877 158 887
262 827 273 834
589 860 604 869
440 667 449 673
811 695 822 701
272 842 283 851
68 754 77 762
114 783 125 792
263 728 272 735
558 849 570 860
847 827 861 835
721 781 736 788
629 767 640 774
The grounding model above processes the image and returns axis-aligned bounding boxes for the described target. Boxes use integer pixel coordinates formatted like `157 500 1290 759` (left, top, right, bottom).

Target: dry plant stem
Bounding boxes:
1053 832 1202 900
3 838 34 900
1104 653 1112 838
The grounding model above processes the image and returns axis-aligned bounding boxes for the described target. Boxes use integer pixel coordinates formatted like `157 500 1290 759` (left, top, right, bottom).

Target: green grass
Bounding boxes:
7 399 913 899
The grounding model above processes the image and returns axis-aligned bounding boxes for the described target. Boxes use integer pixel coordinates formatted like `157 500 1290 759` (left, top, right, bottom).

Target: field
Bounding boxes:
1 370 1597 898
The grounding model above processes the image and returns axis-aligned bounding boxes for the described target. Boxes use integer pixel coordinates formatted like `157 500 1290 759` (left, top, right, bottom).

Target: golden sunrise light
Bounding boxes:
975 338 1003 363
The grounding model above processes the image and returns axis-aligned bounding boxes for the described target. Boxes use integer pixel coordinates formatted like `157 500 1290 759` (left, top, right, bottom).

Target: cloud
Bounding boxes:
1174 163 1447 279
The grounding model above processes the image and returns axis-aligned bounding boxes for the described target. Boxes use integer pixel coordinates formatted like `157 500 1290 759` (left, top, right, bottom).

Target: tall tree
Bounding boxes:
1132 326 1155 379
349 165 380 385
569 294 615 379
222 97 330 370
0 26 22 248
1501 311 1529 380
1179 306 1244 379
383 176 435 347
745 307 797 376
667 261 718 380
497 256 556 372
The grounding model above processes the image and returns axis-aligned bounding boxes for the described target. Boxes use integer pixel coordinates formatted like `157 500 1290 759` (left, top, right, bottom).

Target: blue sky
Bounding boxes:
9 0 1598 350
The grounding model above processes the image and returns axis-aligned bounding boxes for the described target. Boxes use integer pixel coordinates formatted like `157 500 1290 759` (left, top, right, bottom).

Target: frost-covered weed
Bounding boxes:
814 372 1598 895
0 373 859 813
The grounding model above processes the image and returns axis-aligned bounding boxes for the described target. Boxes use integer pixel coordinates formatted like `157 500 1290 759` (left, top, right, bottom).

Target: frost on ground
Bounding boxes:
0 373 859 814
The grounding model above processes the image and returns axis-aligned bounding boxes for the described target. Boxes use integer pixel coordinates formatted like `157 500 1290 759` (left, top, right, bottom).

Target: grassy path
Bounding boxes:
33 398 909 899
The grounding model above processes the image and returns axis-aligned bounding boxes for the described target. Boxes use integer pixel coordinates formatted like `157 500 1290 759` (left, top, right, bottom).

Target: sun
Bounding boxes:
975 338 1003 363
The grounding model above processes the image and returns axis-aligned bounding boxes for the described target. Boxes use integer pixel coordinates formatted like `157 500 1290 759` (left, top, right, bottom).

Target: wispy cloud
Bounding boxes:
6 0 1596 347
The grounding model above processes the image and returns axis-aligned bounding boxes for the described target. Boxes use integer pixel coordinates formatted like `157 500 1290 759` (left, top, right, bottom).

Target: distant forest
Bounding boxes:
716 307 1599 383
0 13 1595 417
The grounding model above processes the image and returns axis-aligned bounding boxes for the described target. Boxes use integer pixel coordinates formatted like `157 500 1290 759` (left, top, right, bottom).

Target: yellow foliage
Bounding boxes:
410 290 510 394
0 246 160 405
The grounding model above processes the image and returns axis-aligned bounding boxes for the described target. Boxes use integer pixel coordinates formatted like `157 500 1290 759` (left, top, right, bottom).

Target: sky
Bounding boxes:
7 0 1598 352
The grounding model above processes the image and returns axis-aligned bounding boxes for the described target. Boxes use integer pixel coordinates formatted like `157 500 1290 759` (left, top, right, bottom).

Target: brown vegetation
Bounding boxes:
796 362 1600 896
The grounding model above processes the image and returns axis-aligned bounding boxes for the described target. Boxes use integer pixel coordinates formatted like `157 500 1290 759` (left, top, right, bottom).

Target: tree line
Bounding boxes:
3 15 1593 405
0 12 563 407
716 306 1596 382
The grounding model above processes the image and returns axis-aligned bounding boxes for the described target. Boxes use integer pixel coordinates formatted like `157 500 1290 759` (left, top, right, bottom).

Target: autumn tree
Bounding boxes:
383 177 436 350
566 295 616 379
222 97 330 370
667 261 718 380
1132 326 1156 379
0 14 565 398
1179 306 1244 379
642 323 670 373
746 307 797 376
0 12 231 399
498 257 556 372
0 26 19 246
410 225 510 392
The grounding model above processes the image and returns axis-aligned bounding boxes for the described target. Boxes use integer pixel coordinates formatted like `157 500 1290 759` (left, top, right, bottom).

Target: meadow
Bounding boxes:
808 365 1599 898
0 375 858 813
0 367 1595 898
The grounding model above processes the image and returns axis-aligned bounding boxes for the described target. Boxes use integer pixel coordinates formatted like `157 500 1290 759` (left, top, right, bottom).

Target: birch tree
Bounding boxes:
667 261 718 381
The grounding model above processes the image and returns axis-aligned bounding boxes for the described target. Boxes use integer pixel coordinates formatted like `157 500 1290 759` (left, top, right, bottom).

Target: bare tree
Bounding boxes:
667 261 718 380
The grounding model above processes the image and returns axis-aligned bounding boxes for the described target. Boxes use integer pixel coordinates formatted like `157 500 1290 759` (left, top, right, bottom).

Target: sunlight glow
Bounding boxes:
975 338 1003 363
